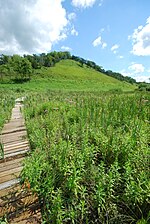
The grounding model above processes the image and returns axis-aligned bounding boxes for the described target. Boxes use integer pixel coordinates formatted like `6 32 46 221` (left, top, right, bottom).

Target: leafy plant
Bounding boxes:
21 92 150 223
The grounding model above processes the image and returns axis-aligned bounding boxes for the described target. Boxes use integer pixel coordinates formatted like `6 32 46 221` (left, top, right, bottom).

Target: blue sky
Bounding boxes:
0 0 150 82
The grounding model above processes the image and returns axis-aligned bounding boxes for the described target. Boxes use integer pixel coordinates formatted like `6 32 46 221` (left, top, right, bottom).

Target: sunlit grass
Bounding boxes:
0 60 137 92
21 91 150 223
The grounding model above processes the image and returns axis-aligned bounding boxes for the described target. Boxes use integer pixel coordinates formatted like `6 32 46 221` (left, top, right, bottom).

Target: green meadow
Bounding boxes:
0 60 136 92
22 91 150 224
0 59 149 223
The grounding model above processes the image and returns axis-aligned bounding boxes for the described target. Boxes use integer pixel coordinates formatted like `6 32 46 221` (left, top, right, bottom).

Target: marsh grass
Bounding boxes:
21 92 150 223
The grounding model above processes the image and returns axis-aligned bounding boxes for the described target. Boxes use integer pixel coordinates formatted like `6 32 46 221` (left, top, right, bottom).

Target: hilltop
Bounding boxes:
31 59 136 92
0 52 137 92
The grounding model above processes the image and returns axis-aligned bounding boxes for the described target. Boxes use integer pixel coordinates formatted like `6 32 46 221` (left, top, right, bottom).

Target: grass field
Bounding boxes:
21 91 150 224
0 60 136 92
0 60 149 223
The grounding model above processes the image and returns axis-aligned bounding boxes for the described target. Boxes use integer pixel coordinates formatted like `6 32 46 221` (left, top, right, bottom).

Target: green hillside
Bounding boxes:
0 59 136 92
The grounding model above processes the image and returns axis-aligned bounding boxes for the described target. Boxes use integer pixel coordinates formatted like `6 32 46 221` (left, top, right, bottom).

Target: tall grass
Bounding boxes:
0 90 15 130
21 92 150 223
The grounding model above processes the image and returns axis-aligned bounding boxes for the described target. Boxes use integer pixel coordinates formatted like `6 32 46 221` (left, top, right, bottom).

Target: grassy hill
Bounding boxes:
0 59 136 92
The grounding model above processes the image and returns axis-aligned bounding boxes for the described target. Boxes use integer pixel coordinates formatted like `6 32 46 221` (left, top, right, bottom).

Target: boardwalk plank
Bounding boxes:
0 158 24 173
0 171 21 184
0 97 42 223
0 167 23 179
4 143 29 152
4 141 28 149
4 145 29 154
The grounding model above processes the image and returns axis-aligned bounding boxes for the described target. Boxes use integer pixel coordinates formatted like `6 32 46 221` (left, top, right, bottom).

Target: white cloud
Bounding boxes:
111 44 119 54
93 36 102 47
120 70 131 77
135 75 150 83
92 36 107 48
0 0 69 55
119 55 124 59
71 26 78 36
130 17 150 56
61 46 72 51
128 63 145 73
120 69 150 83
102 42 107 49
99 0 104 7
67 13 78 37
68 12 76 21
72 0 97 8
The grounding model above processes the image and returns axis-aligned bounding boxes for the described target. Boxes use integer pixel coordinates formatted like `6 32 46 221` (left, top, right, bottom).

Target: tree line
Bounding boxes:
0 51 136 84
0 51 71 82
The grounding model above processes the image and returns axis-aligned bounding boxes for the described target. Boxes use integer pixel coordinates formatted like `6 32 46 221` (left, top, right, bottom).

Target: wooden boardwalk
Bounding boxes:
0 98 41 223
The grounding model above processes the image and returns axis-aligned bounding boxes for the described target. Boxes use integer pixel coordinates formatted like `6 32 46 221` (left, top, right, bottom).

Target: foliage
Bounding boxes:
0 217 8 224
0 90 16 130
24 51 71 69
138 83 150 92
0 60 136 92
10 55 32 79
21 92 150 224
0 54 32 82
0 51 137 85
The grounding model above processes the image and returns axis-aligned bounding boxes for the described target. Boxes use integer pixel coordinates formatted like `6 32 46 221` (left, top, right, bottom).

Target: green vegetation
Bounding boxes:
0 51 137 84
0 217 8 224
72 55 136 84
0 51 149 223
21 91 150 224
0 55 32 83
0 59 136 92
138 83 150 92
0 90 16 131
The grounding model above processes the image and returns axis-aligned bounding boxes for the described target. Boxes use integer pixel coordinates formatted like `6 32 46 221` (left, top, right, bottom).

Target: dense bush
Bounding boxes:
138 83 150 92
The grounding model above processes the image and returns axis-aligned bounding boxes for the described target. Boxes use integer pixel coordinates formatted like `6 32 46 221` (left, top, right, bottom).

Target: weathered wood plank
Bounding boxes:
4 142 29 151
0 157 24 173
2 127 26 135
4 140 28 148
3 139 28 148
4 149 29 158
4 145 29 154
0 171 21 184
0 97 42 223
0 167 23 179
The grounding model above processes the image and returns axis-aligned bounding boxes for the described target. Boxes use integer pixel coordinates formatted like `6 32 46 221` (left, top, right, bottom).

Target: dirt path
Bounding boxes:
0 98 41 223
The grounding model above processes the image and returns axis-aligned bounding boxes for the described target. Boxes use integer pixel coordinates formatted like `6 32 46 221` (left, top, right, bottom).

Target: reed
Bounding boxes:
21 91 150 223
